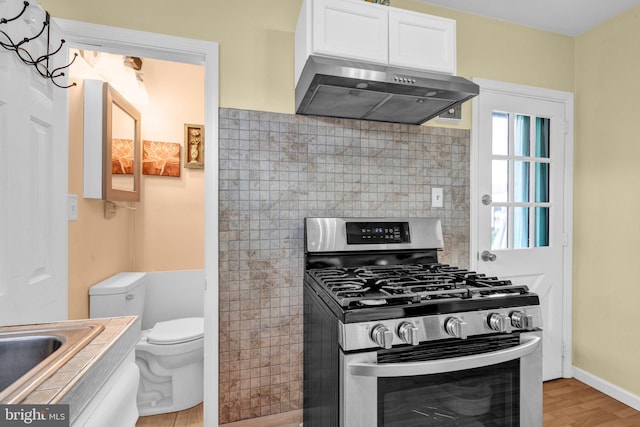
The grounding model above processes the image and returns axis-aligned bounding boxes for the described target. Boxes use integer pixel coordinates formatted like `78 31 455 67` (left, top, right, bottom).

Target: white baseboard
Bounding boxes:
572 366 640 411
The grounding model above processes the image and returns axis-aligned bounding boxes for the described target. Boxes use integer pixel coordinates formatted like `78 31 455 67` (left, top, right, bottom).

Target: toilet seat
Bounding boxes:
147 317 204 345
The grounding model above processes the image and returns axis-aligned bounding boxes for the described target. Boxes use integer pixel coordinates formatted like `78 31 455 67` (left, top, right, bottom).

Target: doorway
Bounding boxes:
471 78 574 381
56 18 219 426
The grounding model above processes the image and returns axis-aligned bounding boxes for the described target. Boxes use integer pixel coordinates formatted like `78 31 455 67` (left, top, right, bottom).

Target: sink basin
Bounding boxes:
0 323 104 403
0 335 63 391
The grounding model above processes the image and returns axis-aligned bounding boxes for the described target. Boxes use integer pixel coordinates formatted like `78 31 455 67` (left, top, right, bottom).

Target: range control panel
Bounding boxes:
338 306 542 351
346 222 410 244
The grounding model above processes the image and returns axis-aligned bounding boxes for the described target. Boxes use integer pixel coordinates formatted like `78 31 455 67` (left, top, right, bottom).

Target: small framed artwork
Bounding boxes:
142 140 181 177
184 123 204 169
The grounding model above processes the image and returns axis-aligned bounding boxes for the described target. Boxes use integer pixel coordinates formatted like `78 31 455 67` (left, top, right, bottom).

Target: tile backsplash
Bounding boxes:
218 108 471 423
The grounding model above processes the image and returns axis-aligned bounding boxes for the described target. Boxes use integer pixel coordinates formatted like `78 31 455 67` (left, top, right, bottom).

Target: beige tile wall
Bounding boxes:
218 108 470 423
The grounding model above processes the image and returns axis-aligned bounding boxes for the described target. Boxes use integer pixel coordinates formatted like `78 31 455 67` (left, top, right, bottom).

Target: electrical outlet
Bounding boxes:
432 188 443 208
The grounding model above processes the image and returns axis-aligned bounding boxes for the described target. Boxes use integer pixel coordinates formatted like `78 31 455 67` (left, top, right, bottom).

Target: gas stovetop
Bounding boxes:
304 217 540 323
307 263 531 309
305 263 539 323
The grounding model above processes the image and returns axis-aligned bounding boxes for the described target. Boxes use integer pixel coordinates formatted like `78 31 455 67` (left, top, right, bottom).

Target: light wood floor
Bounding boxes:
136 379 640 426
136 403 203 427
543 378 640 426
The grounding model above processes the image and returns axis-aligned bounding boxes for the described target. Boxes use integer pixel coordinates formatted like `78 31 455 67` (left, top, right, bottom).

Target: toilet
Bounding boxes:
89 272 204 416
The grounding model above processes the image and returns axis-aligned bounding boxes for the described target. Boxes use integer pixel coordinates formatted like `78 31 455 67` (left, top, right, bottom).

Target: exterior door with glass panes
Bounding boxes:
474 83 570 381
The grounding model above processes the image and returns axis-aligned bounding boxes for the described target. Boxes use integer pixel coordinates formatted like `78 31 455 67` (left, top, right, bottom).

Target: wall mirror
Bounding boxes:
84 79 141 202
104 83 141 201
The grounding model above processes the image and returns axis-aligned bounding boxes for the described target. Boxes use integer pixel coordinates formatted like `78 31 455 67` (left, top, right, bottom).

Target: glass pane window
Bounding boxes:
491 206 508 250
535 207 549 247
490 112 552 249
514 115 530 156
492 160 508 203
535 162 549 203
535 117 550 158
514 161 530 203
492 112 509 155
513 207 529 249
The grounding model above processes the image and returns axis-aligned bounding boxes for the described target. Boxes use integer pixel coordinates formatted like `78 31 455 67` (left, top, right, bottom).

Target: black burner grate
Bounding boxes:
308 264 531 308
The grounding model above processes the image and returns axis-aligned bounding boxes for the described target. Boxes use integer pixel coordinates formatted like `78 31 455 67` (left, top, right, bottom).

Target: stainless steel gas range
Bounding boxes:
303 217 542 427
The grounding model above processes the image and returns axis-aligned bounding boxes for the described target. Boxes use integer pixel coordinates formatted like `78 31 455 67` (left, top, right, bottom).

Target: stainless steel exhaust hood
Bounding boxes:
295 55 479 125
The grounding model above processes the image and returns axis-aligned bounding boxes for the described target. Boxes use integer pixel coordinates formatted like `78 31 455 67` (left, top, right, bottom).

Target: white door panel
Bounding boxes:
472 80 573 381
485 268 563 378
0 0 68 324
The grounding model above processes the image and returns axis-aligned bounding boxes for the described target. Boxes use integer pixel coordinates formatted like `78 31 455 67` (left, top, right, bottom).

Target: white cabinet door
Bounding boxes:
388 8 456 74
311 0 388 65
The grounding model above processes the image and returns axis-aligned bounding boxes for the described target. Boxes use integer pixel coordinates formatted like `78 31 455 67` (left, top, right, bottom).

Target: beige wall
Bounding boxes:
574 5 640 397
41 0 301 118
68 79 136 320
134 59 205 271
43 0 640 416
67 58 204 319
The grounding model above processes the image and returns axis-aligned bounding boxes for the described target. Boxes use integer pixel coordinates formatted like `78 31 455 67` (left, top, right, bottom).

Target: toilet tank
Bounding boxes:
89 272 147 319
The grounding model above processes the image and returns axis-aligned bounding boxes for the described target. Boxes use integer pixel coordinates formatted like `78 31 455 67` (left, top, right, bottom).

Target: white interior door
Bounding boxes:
0 0 68 324
471 80 573 381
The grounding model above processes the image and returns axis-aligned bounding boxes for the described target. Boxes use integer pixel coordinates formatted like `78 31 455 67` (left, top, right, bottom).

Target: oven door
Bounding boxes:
341 330 542 427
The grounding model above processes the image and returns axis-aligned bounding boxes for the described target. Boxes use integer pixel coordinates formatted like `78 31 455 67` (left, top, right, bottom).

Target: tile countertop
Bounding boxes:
0 316 140 418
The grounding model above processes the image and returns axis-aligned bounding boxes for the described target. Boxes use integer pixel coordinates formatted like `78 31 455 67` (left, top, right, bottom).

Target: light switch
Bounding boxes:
432 188 443 208
68 194 78 221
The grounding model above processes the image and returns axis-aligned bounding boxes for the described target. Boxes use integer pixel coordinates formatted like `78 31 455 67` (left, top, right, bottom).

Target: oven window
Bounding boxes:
378 359 519 427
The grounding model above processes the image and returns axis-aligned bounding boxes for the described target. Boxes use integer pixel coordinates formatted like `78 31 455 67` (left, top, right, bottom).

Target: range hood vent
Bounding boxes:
295 56 479 125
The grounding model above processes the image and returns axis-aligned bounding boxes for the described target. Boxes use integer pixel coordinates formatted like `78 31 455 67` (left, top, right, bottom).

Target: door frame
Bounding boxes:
54 19 219 426
470 78 574 378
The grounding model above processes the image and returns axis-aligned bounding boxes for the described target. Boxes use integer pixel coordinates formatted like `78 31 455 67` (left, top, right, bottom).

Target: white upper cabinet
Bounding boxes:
388 8 456 74
312 0 388 64
295 0 456 83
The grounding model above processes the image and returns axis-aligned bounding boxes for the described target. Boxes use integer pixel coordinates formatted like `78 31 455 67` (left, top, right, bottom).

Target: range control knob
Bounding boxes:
445 317 467 339
398 322 419 346
371 324 393 349
510 311 534 330
487 313 510 333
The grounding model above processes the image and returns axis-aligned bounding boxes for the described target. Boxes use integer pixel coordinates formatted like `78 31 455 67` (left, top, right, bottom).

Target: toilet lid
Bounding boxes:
147 317 204 345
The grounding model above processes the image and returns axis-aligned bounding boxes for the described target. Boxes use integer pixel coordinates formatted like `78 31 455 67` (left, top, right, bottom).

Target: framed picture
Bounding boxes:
184 123 204 168
142 140 181 177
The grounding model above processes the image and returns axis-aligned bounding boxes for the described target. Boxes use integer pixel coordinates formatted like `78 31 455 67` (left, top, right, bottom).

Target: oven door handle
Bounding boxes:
348 335 541 377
